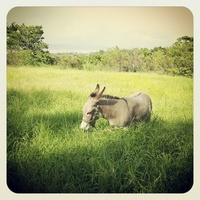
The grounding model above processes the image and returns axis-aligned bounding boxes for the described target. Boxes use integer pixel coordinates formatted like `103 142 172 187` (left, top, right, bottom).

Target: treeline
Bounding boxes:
54 37 193 77
7 23 193 77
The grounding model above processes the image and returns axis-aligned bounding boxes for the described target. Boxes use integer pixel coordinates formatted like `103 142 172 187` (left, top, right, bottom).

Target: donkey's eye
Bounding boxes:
87 108 95 115
87 111 93 115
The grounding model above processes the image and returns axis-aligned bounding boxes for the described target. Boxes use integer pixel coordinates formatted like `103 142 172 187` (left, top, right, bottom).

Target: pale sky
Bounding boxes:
7 7 193 53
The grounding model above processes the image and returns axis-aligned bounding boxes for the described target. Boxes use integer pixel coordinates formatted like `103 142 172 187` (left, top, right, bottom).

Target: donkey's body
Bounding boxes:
80 84 152 131
99 92 152 127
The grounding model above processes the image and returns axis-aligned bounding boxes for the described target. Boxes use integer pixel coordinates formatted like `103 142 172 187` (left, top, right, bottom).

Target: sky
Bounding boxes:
7 7 193 53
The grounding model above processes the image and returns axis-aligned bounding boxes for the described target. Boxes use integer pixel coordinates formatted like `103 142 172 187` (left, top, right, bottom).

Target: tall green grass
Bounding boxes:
7 66 193 193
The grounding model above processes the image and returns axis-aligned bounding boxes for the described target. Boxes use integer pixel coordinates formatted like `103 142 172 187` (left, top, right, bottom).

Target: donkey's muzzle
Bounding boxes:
80 120 90 131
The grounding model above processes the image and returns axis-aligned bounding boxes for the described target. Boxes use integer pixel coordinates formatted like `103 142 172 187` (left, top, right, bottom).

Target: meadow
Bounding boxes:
7 66 193 193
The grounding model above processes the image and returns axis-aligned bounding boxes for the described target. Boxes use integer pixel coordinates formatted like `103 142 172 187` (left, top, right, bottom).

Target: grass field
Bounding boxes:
7 66 193 193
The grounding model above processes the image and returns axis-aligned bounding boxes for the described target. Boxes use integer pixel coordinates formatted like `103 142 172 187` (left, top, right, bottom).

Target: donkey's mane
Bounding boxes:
101 94 120 99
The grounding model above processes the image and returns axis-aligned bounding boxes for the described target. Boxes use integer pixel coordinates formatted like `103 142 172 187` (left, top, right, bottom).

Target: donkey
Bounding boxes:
80 84 152 131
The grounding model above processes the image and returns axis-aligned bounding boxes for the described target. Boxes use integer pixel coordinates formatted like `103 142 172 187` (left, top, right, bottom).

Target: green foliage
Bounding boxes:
166 36 193 76
54 53 83 69
7 67 193 193
7 23 55 66
7 23 193 77
53 36 193 77
7 23 47 51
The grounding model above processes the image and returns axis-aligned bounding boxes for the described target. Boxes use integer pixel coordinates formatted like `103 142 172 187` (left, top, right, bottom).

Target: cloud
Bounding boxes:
7 7 193 52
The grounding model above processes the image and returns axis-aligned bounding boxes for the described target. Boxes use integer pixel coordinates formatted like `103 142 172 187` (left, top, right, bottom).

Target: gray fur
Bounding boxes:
80 84 152 131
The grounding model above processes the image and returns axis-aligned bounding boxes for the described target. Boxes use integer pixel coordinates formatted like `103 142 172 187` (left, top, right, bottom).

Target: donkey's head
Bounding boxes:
80 84 105 131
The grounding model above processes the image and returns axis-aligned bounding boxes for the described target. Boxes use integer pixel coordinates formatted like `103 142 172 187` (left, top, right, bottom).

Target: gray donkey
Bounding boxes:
80 84 152 131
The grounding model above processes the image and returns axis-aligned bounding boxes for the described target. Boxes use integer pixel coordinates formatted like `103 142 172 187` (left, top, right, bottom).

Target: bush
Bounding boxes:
7 50 56 66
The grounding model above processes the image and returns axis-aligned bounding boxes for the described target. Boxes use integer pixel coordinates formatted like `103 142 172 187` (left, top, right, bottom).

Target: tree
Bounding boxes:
7 23 54 66
7 23 48 52
167 36 193 76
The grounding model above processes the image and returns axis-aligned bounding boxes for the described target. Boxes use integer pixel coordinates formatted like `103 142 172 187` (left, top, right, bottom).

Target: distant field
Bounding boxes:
7 66 193 193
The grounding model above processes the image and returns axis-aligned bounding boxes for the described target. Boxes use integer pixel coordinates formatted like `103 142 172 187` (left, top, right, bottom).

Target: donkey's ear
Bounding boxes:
97 86 106 99
94 84 100 93
90 84 100 97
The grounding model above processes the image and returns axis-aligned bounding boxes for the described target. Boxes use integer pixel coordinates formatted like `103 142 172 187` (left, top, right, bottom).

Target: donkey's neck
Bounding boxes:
98 98 119 120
